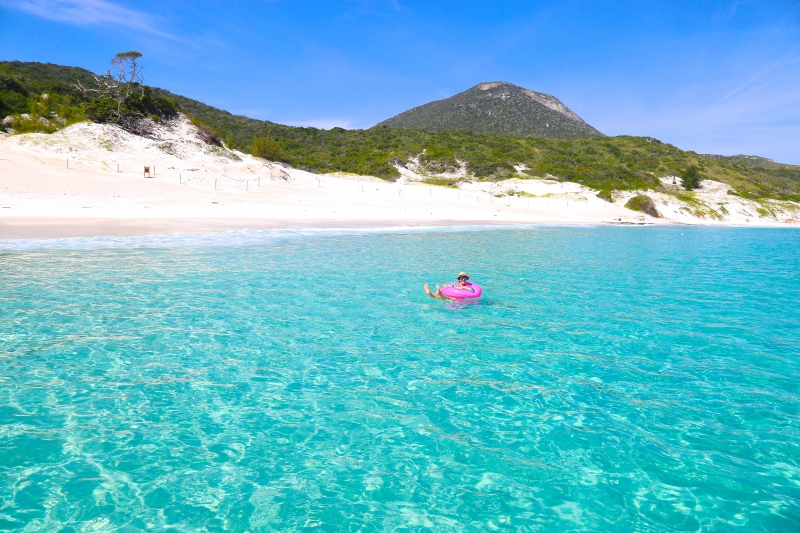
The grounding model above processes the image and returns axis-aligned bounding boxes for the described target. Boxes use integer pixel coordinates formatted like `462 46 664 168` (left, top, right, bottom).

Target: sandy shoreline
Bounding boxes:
0 216 565 240
4 215 792 241
2 117 797 241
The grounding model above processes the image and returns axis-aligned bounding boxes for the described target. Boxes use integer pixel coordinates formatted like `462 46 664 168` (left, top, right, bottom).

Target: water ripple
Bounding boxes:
0 227 799 531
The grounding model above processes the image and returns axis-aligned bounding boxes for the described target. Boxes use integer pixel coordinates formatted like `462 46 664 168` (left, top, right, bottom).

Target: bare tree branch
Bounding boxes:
74 51 146 122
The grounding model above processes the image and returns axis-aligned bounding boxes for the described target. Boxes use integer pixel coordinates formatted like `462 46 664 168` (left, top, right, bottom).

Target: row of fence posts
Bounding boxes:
66 158 156 177
62 158 581 209
198 176 574 209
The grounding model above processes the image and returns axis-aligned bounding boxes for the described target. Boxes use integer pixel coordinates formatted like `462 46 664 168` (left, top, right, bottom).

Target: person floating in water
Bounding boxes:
425 272 475 300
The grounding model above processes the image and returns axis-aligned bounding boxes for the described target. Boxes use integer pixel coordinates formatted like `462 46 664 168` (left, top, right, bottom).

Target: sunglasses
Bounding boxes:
458 277 468 281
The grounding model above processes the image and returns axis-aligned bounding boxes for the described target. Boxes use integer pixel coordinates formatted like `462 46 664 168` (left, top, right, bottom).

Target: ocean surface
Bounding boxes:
1 226 799 532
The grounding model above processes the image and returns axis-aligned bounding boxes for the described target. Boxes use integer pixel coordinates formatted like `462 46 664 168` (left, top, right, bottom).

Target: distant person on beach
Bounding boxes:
424 272 475 300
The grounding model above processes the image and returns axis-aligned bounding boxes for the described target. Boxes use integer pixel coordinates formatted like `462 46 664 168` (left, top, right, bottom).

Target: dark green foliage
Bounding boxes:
0 59 176 131
115 51 142 61
249 135 282 160
77 52 178 124
682 165 702 190
597 190 613 202
625 195 662 217
2 91 82 133
0 76 30 118
0 61 92 131
377 81 602 139
82 85 178 122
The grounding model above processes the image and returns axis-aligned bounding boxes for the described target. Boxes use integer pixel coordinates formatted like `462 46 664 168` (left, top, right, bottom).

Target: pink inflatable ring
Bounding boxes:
440 282 482 299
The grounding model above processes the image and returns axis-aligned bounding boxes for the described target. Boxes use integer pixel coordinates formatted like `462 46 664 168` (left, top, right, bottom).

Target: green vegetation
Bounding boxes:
2 61 800 202
75 52 177 124
377 81 602 139
672 191 723 220
597 189 614 203
2 92 81 133
1 55 176 135
624 195 661 218
152 86 800 200
82 84 177 123
0 62 88 133
207 145 241 161
0 61 95 121
682 164 702 190
249 134 282 160
188 117 222 146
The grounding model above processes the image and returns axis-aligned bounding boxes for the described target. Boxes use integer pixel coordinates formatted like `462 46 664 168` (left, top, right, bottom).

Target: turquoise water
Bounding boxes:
1 226 799 532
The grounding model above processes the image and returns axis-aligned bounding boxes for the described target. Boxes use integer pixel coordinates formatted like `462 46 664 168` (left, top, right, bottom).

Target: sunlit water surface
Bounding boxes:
1 226 799 532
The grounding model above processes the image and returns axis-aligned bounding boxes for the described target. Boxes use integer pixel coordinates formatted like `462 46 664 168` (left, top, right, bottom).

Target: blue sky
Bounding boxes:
1 0 799 163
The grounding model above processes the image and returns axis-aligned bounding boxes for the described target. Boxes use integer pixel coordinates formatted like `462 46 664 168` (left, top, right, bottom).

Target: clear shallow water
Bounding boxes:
1 226 799 532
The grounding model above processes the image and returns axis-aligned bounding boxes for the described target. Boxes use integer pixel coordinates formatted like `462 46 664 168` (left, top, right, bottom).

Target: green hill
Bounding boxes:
2 61 799 201
377 81 602 139
0 61 95 122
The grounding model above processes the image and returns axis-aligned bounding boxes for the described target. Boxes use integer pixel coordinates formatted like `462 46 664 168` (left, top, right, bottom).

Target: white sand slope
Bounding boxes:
0 116 797 238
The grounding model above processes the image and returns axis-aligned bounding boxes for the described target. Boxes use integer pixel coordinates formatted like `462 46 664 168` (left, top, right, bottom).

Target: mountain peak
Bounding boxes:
377 81 601 139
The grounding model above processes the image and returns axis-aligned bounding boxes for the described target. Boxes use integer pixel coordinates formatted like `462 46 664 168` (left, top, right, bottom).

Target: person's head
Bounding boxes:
457 272 469 285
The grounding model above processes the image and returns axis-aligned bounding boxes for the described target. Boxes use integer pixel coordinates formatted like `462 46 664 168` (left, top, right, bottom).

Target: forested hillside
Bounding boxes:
377 81 602 138
2 61 799 201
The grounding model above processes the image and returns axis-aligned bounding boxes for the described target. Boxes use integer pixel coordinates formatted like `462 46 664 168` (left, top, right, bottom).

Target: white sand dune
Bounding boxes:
1 116 797 238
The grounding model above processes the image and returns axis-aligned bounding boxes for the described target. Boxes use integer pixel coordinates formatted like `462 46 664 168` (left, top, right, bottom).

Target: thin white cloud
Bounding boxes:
721 51 800 102
588 72 800 163
2 0 176 39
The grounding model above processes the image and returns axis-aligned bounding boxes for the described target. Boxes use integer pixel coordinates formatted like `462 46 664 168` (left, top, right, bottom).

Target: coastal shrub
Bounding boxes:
83 87 177 123
4 92 76 133
597 189 614 202
682 165 702 190
624 195 662 218
207 145 241 161
249 135 282 160
0 64 92 127
423 177 461 187
158 142 177 156
78 53 178 124
467 160 516 180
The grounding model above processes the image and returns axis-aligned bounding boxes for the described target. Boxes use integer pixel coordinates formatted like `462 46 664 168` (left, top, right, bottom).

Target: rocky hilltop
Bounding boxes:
376 82 602 138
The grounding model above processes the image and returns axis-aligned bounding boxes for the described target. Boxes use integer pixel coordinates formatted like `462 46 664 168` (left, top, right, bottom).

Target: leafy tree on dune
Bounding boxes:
682 164 702 190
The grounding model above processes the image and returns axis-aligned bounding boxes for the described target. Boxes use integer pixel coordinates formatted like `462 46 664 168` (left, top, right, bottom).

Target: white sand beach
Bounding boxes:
1 116 797 239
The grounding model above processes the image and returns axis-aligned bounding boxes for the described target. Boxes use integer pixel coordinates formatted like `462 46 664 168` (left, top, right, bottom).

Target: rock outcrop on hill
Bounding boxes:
376 82 602 138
